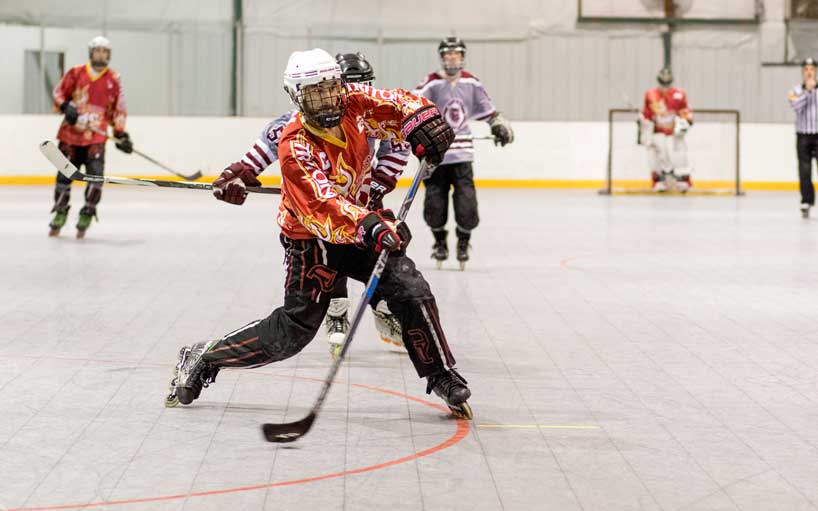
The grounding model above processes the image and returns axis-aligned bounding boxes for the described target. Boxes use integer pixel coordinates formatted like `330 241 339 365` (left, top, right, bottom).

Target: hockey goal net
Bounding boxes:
601 108 742 195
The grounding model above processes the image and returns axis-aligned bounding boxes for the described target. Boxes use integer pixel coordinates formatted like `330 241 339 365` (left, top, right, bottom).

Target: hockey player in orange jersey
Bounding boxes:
165 49 474 419
49 36 134 238
641 67 694 192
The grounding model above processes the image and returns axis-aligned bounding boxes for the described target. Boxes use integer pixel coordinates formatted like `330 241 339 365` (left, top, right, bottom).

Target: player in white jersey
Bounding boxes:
214 53 409 357
413 37 513 269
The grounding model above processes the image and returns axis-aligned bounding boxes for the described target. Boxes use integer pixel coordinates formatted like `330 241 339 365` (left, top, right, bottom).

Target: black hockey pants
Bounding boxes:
797 133 818 206
422 162 479 237
53 142 106 215
202 235 455 378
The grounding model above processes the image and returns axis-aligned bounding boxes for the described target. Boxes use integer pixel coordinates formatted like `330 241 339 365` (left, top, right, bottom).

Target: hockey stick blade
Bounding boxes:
40 140 280 194
262 412 316 443
40 140 83 180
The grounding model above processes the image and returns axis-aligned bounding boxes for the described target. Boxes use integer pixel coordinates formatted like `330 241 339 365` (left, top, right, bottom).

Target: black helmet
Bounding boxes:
438 36 466 56
657 67 673 86
336 52 375 84
802 57 817 68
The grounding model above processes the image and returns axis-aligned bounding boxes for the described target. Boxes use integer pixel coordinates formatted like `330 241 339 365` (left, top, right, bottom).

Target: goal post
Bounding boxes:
601 108 742 196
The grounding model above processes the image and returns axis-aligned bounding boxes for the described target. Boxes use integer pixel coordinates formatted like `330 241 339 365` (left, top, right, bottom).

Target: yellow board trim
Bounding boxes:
0 175 805 192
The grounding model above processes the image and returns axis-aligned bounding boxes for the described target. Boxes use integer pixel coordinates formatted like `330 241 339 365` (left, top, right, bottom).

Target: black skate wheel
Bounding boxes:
76 230 86 240
449 402 473 420
177 387 196 405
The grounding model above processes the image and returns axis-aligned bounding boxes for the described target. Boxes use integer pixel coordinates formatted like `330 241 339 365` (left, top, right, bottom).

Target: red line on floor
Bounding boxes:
4 360 470 511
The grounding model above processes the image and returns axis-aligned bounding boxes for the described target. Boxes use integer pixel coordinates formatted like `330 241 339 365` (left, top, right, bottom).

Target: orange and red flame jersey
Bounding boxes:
276 83 431 243
641 87 693 135
52 63 128 146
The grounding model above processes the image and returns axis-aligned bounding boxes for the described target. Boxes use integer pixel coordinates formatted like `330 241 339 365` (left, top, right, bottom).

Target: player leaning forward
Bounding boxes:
49 36 133 238
641 67 694 192
165 49 473 418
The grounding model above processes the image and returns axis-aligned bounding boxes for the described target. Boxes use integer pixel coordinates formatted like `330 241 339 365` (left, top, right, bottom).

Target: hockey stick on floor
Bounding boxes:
85 125 203 181
39 140 280 195
261 159 435 443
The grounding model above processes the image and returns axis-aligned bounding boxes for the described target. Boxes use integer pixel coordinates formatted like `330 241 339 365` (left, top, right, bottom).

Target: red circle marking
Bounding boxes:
5 364 470 511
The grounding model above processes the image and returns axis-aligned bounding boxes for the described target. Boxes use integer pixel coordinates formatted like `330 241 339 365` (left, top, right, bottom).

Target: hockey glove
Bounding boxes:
60 101 79 126
212 162 262 205
113 132 134 154
401 106 454 166
355 211 402 253
489 113 514 146
380 209 412 251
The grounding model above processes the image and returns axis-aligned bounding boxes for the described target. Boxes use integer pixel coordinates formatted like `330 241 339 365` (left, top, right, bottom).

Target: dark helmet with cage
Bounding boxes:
438 37 466 77
336 52 375 85
283 48 349 129
657 67 673 87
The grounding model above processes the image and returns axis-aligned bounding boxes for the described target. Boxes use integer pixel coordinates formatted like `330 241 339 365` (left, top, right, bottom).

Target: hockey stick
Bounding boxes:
84 124 203 181
39 140 280 195
261 159 435 443
454 135 497 142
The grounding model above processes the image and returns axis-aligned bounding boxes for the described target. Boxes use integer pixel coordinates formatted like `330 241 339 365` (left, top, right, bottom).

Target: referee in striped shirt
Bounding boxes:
789 57 818 217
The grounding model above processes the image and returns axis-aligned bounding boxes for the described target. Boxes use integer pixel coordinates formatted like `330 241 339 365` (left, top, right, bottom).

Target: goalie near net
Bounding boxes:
601 108 742 195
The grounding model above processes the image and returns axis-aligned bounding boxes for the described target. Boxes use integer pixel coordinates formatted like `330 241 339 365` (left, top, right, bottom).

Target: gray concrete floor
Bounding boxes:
2 186 818 511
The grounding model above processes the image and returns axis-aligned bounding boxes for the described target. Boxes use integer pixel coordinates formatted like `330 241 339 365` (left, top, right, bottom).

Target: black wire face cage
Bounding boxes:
440 52 465 77
295 78 349 129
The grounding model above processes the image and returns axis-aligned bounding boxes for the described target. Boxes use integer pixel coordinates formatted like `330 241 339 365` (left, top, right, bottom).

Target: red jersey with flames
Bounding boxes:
52 63 127 146
276 83 430 243
641 87 692 135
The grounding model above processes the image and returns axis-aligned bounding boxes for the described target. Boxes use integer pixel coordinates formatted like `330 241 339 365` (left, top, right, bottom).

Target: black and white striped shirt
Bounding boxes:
789 84 818 134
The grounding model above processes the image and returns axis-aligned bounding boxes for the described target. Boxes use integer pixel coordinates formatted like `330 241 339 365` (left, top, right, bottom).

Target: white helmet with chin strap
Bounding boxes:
283 48 348 128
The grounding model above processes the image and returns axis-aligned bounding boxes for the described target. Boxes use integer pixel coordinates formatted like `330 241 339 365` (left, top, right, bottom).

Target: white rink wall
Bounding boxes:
0 115 803 187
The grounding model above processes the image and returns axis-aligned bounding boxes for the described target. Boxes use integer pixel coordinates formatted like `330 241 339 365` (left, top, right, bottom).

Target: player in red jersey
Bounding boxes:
165 49 473 419
640 68 694 192
49 36 133 238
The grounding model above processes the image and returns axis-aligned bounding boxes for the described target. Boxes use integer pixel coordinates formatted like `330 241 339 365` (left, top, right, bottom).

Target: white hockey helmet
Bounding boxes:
283 49 349 128
89 35 111 52
88 35 111 66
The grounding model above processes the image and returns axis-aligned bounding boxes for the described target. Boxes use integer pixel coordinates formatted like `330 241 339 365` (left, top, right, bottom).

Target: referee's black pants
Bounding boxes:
797 133 818 205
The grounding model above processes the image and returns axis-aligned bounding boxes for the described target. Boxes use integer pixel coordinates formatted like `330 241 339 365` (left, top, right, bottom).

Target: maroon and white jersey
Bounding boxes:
413 71 496 164
237 109 410 190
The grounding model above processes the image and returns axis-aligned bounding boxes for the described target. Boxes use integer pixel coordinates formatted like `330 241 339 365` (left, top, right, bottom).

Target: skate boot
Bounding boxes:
456 236 470 271
426 369 473 420
48 206 70 237
676 174 692 193
165 340 220 407
372 300 404 352
801 203 811 219
651 170 667 192
431 230 448 269
325 298 350 359
75 206 96 239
